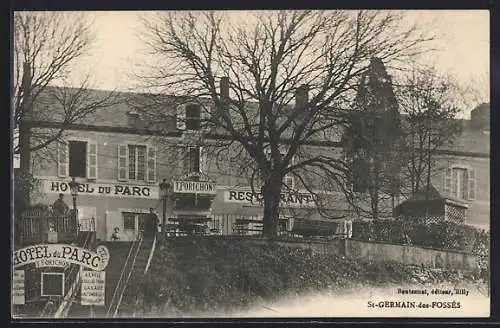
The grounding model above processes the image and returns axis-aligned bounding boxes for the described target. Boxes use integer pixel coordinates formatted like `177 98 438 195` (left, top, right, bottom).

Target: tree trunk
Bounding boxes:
262 177 282 238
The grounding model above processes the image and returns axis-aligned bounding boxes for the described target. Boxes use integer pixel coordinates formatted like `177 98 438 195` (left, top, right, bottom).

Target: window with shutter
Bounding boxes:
468 168 476 200
117 144 128 181
176 104 186 130
57 142 69 177
87 143 98 179
147 146 156 182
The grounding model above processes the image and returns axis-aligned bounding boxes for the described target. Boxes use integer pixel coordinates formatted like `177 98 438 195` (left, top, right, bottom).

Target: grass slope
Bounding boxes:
119 237 487 317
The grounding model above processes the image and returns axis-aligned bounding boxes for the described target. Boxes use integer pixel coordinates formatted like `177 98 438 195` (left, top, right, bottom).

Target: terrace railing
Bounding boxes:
17 207 79 246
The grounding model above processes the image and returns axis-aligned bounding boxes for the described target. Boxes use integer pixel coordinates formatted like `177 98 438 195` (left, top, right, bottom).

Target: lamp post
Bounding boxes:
159 179 170 235
68 177 79 232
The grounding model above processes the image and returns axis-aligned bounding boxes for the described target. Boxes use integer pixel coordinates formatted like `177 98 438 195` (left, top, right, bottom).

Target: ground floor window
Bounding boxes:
122 212 137 230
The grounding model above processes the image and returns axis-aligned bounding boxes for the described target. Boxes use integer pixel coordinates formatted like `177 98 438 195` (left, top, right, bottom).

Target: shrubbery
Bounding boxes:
352 219 489 255
352 219 489 277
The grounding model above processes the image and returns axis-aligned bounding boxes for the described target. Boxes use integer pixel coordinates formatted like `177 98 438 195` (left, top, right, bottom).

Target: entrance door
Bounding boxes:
121 212 150 241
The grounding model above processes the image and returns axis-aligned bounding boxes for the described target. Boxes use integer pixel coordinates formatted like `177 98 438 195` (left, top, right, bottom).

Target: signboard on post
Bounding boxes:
81 270 105 306
12 270 25 305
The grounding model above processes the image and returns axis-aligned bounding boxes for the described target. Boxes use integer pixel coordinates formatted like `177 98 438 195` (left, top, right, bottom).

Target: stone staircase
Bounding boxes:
64 234 156 318
113 235 155 317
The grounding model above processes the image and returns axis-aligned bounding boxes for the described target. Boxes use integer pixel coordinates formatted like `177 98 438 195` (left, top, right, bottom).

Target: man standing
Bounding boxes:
53 193 69 216
145 208 159 237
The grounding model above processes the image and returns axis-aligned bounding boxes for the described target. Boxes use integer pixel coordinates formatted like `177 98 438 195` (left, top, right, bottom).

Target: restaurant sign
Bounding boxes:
43 180 159 199
224 189 317 208
13 244 110 271
174 180 216 195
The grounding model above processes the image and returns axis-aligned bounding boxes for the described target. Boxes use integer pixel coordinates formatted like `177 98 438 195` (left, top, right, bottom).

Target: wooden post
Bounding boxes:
39 212 46 243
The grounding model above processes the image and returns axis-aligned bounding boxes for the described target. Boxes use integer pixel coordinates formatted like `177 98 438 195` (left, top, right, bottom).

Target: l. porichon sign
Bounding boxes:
43 180 159 199
224 189 317 208
174 180 216 194
13 244 110 271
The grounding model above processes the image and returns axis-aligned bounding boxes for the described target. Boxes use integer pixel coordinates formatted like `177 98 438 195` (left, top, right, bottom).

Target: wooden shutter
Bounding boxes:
147 146 156 182
87 142 98 179
468 168 476 200
182 146 190 173
117 144 128 181
57 142 69 177
444 167 452 196
201 105 211 130
199 146 205 173
176 104 186 130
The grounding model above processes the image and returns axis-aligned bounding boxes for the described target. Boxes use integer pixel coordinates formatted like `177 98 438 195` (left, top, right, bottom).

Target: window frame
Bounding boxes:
40 272 65 297
185 103 202 131
58 137 97 180
122 212 137 231
68 140 88 178
127 144 148 181
444 164 476 201
118 142 156 182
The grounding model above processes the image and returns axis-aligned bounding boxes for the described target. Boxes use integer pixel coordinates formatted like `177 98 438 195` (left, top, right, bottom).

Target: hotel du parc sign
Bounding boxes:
41 179 159 199
13 244 110 271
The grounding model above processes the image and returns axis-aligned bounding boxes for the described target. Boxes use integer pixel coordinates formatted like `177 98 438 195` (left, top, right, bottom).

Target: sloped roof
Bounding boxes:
28 85 345 143
395 184 468 211
27 86 488 155
407 184 444 202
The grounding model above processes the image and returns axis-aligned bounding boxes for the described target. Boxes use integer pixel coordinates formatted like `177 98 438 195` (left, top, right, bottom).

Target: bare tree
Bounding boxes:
13 12 119 158
394 65 463 197
134 10 433 237
13 11 120 211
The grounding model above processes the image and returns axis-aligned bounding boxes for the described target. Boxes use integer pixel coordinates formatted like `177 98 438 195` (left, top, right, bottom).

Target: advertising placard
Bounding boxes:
81 270 105 306
12 270 25 305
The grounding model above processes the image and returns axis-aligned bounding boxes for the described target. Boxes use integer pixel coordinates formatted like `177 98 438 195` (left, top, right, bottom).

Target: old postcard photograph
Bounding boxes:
11 9 490 319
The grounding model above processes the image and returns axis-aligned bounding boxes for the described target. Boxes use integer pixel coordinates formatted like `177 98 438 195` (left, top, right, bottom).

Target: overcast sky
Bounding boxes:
69 10 489 107
13 10 490 167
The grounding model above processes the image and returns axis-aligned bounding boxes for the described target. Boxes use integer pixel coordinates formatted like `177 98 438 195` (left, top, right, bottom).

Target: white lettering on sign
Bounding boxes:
12 270 25 305
224 189 317 208
174 181 216 194
42 180 159 199
13 244 110 271
81 270 105 306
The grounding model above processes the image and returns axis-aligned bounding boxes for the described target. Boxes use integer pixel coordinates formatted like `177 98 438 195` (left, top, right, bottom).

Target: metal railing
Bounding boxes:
52 230 96 318
106 234 144 318
17 207 78 245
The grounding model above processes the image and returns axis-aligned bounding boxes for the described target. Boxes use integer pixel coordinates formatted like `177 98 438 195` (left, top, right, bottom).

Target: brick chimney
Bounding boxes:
470 103 490 130
220 77 229 100
295 84 309 110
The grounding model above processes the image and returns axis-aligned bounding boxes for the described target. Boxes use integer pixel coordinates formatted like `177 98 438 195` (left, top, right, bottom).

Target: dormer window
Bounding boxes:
176 103 202 131
186 104 201 130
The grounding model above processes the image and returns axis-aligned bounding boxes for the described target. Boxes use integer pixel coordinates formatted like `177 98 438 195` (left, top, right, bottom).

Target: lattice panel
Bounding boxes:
446 204 466 224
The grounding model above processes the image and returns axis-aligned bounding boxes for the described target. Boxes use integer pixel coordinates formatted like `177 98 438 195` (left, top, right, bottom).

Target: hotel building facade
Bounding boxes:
23 83 490 241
